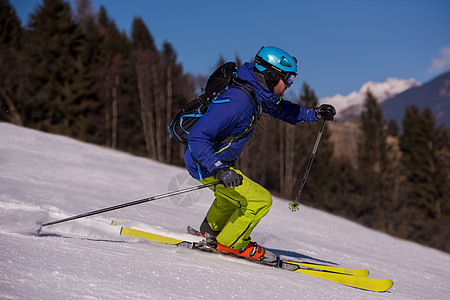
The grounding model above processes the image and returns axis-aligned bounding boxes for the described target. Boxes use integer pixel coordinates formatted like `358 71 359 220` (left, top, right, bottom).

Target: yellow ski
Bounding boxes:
294 268 393 292
117 225 393 292
283 260 369 277
120 227 186 245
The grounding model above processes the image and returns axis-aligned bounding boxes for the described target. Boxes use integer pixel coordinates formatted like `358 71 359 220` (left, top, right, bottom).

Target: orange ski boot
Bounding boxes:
216 241 278 265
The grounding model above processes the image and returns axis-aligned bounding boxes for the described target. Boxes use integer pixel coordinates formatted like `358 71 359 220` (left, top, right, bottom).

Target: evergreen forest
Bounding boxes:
1 0 449 253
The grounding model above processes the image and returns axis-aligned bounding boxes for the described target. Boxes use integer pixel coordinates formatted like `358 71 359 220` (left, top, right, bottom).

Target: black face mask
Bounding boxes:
262 70 281 93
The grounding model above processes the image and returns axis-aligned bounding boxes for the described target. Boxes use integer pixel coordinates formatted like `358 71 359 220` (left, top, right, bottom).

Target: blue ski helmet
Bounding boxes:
255 46 297 86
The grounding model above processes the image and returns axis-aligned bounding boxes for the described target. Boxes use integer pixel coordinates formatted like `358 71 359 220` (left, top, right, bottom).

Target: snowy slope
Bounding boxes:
320 78 420 119
1 123 449 299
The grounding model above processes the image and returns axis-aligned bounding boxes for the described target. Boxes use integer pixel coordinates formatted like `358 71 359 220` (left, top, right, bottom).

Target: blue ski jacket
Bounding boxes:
184 62 317 180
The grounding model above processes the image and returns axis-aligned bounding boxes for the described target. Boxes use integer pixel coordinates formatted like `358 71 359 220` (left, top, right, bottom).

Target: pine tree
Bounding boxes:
131 17 163 160
161 41 194 164
94 5 139 153
0 0 21 47
387 119 399 136
433 124 450 251
23 0 86 136
398 106 449 250
356 89 395 230
69 0 104 143
0 0 27 125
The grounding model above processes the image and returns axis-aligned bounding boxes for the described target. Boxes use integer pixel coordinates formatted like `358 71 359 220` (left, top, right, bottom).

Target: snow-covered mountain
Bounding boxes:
1 123 449 299
381 71 450 129
320 78 420 119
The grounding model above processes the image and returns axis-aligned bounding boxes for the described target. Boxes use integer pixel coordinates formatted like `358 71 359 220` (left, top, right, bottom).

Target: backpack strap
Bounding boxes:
214 78 260 144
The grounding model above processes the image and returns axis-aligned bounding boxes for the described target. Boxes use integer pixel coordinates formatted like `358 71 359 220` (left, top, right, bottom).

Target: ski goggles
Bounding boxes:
283 72 296 86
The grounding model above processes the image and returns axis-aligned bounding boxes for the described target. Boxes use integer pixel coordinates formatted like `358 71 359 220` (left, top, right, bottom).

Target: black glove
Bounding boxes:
212 167 243 188
315 104 336 121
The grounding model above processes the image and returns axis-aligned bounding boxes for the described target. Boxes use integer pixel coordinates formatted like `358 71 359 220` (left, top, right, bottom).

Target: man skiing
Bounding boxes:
184 46 336 263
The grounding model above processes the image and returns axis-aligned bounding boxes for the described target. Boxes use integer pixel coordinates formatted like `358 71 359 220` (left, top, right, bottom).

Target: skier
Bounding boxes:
184 46 336 263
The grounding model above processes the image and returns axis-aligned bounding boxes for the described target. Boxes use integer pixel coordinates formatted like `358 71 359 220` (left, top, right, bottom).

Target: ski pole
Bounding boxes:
289 120 326 212
37 180 220 234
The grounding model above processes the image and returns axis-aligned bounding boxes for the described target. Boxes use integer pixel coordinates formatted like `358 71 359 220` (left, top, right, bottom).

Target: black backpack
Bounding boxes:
168 62 259 145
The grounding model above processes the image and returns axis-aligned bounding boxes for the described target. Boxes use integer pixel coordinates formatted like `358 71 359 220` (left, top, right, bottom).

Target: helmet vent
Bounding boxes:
279 57 292 67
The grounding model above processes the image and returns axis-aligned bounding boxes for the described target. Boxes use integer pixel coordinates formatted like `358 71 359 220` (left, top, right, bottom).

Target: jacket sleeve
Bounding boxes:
263 98 317 124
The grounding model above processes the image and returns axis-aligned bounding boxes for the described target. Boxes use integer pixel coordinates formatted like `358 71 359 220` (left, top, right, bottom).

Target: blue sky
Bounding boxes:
11 0 450 99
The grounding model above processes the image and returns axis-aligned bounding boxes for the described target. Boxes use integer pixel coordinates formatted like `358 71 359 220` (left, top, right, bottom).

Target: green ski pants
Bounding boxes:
200 168 272 249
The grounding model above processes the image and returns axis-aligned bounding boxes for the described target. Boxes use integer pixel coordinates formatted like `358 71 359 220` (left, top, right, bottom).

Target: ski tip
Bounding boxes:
36 224 44 235
111 220 123 226
385 279 394 291
369 278 394 292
